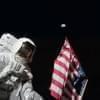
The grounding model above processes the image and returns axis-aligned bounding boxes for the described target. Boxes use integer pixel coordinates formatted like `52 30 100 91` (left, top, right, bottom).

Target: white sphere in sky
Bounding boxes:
61 24 66 28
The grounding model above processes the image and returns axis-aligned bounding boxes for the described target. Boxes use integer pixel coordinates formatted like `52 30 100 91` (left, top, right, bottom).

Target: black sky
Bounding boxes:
0 1 98 99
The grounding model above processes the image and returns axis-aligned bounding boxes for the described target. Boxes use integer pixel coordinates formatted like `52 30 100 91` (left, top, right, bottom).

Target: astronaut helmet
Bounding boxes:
12 37 36 63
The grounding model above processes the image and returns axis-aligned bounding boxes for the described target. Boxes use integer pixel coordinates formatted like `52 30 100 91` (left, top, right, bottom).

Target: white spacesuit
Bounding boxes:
0 33 43 100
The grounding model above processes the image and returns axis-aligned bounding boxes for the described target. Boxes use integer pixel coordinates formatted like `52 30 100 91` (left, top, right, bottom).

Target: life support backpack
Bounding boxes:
0 33 18 100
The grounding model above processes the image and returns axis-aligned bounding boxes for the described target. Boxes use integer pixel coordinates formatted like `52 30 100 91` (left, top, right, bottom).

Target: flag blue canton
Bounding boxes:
77 66 86 77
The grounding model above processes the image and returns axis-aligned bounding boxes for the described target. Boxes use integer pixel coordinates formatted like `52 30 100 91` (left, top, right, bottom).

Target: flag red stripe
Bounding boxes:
52 79 64 89
63 47 71 52
51 91 61 100
59 53 71 63
55 60 68 71
73 57 79 65
63 45 72 52
53 69 67 80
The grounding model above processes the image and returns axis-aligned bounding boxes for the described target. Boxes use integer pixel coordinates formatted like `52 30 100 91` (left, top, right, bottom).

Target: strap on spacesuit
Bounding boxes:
16 82 23 96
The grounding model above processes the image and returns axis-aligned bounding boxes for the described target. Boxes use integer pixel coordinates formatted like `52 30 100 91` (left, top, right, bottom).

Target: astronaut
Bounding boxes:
0 33 43 100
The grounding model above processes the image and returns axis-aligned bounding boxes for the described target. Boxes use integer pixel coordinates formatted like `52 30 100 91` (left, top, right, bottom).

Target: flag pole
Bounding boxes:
80 79 88 99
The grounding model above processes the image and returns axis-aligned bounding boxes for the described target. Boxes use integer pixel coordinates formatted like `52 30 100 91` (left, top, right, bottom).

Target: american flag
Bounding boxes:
50 38 88 100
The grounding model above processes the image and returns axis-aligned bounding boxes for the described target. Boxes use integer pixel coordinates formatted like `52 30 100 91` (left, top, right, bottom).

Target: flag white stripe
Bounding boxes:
61 49 70 59
57 57 70 69
54 63 66 74
64 40 70 48
65 71 69 80
73 69 79 76
53 73 64 85
50 83 62 95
